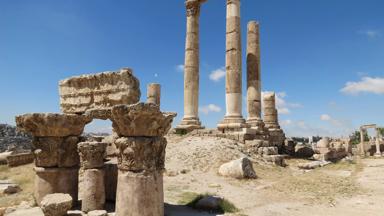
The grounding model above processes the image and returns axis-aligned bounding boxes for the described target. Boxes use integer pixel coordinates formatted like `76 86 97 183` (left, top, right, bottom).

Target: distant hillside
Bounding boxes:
0 124 32 152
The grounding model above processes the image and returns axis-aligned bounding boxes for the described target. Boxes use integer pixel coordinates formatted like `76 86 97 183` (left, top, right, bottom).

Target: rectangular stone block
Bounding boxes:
59 68 140 114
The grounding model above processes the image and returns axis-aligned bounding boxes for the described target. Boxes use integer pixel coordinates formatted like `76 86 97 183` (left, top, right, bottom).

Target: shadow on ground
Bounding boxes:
165 203 220 216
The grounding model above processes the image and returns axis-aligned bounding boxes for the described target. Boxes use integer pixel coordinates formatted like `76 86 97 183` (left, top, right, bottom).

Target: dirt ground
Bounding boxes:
1 135 384 216
163 135 384 216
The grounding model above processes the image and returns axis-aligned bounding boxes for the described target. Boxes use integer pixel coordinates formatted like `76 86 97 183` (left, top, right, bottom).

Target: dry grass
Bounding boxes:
0 164 35 208
265 159 364 205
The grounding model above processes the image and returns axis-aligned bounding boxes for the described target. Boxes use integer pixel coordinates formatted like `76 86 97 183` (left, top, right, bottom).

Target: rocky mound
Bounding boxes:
0 124 32 153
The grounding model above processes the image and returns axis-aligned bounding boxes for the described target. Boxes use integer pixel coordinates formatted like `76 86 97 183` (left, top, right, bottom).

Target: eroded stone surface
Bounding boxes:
115 137 166 172
16 113 91 137
78 142 107 169
41 193 72 216
218 157 256 179
111 103 176 137
59 68 140 114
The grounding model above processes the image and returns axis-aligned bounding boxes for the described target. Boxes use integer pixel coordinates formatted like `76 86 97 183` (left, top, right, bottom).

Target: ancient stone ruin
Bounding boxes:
15 68 176 215
359 124 383 157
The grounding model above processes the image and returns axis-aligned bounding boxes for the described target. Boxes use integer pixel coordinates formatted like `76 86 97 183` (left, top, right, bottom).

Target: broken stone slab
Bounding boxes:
78 142 107 169
298 161 331 170
218 157 257 179
16 113 92 137
41 193 72 216
59 68 141 114
263 155 286 167
87 210 108 216
111 103 177 137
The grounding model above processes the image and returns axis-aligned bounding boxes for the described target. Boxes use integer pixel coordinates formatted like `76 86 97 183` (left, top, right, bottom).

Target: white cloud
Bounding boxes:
341 77 384 95
280 119 292 126
209 67 226 82
359 30 380 38
320 114 331 121
262 91 302 115
176 64 184 72
199 104 222 115
154 73 158 77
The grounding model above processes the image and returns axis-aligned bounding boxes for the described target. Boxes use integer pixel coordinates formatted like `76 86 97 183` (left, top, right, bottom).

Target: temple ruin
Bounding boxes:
359 124 383 156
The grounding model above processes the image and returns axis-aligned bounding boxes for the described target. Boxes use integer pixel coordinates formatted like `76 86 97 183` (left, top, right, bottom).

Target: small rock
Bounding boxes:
67 210 87 216
41 193 72 216
88 210 108 216
195 196 223 211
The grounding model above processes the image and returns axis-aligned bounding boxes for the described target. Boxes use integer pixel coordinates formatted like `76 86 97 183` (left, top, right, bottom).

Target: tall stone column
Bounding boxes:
246 21 264 130
360 128 365 156
78 142 107 212
263 93 285 150
147 83 161 106
375 128 381 157
177 0 207 132
218 0 246 132
111 103 176 216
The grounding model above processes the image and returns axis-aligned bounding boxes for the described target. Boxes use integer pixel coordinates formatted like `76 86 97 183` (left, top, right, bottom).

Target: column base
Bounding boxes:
175 117 204 134
246 118 267 133
217 115 247 132
374 152 382 157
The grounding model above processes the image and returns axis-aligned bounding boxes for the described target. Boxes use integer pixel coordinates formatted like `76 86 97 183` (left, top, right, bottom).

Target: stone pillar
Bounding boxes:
177 0 207 132
111 103 176 216
78 142 107 212
246 21 264 130
15 113 92 206
375 128 381 157
218 0 246 132
263 93 285 151
147 83 161 107
360 128 365 156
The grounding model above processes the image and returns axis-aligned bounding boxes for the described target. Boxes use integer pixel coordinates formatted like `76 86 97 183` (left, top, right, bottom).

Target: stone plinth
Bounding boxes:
246 21 265 131
59 68 141 114
177 0 207 132
34 167 79 206
111 103 175 216
218 0 245 132
147 83 161 106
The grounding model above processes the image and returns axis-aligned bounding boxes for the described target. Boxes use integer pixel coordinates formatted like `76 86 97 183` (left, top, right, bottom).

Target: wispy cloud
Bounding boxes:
341 76 384 95
209 67 226 82
358 30 380 38
199 104 222 115
320 114 331 121
176 64 184 72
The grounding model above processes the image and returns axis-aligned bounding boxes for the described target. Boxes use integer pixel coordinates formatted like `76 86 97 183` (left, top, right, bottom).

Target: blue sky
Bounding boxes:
0 0 383 137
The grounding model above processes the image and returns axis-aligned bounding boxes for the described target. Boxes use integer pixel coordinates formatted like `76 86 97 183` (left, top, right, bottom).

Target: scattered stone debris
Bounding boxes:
297 161 331 170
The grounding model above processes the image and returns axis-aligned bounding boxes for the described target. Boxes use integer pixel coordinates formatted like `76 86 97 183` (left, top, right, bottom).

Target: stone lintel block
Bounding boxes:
59 68 141 114
78 142 107 169
16 113 92 137
111 103 176 137
115 137 167 172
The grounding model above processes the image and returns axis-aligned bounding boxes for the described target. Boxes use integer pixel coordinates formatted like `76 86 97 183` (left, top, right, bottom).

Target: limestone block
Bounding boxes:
104 160 118 202
115 137 167 172
41 193 72 216
59 68 140 114
263 155 286 167
218 157 257 179
78 142 107 169
82 169 105 213
111 103 176 137
34 167 78 206
115 170 163 216
16 113 92 137
88 210 108 216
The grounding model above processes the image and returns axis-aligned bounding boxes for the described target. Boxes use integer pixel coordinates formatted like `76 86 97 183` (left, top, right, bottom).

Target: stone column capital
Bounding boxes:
78 142 107 169
185 0 206 17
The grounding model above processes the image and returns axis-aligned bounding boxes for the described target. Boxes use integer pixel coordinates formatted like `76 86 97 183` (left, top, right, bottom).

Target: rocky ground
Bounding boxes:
1 134 384 216
0 124 31 153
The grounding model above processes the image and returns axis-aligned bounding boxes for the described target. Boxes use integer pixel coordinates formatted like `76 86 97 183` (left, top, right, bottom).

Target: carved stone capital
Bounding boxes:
114 137 166 172
78 142 107 169
185 0 206 17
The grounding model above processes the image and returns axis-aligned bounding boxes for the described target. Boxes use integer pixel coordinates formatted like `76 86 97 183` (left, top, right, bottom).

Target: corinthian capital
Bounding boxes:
185 0 207 17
